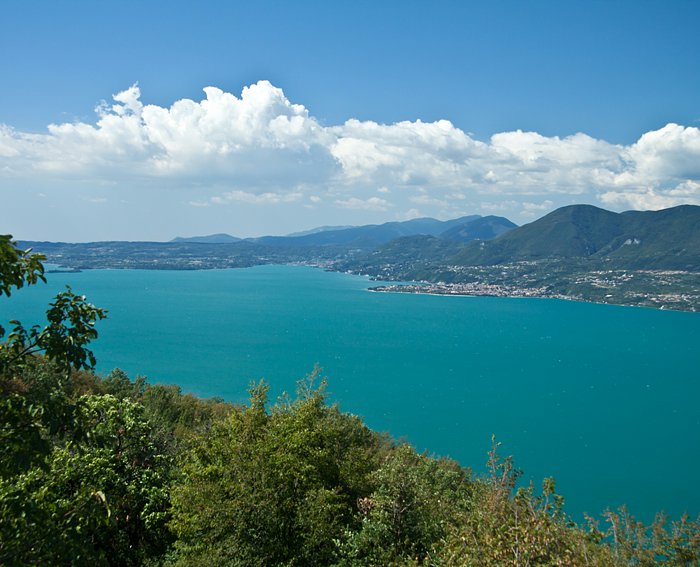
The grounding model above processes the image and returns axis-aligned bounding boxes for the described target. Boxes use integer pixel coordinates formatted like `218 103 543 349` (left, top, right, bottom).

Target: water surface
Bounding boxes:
4 265 699 522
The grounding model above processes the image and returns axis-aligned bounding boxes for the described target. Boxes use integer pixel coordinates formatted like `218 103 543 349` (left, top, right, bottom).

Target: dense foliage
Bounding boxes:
2 236 700 565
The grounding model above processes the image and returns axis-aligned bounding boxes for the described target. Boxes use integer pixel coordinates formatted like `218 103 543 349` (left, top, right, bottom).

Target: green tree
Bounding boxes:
431 439 619 566
602 506 700 566
1 236 172 565
1 236 106 378
0 394 172 565
1 237 106 476
170 372 384 566
335 444 472 566
0 234 45 299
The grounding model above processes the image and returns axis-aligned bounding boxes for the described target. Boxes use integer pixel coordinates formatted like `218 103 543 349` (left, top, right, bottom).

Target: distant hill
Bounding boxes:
440 215 517 242
251 215 482 249
363 234 464 264
22 204 699 275
169 217 483 249
285 225 356 237
18 204 699 311
171 233 240 244
600 206 700 269
341 216 517 279
454 204 700 270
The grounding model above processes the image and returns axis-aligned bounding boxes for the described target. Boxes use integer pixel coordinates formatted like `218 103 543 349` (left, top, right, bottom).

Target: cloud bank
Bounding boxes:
2 81 699 238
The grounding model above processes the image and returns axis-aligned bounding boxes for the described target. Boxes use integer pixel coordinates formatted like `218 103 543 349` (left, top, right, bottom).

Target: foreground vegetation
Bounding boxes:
2 236 700 565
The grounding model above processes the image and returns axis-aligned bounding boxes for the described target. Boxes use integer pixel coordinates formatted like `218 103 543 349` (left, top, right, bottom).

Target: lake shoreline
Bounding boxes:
366 280 699 313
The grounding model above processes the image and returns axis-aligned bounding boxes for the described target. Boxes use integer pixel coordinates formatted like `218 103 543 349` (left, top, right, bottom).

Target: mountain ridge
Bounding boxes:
249 215 485 248
16 203 700 311
171 233 240 244
17 204 700 274
453 204 700 270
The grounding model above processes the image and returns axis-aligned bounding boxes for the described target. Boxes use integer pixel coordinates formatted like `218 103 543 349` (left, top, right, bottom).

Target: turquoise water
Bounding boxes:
3 265 699 522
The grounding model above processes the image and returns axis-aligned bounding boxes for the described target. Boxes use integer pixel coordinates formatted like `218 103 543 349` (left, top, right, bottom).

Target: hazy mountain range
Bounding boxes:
19 204 700 273
170 214 512 248
17 204 700 310
347 204 700 273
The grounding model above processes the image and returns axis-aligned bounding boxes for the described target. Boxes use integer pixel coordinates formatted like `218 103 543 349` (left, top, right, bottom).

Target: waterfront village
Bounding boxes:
368 281 571 300
365 266 699 312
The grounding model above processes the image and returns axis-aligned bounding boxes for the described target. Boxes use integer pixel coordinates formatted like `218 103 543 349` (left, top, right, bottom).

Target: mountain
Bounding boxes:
252 215 482 249
339 215 517 279
24 204 699 275
600 206 700 269
361 234 464 264
171 233 240 244
285 225 356 237
439 215 517 242
454 204 700 270
18 204 699 311
168 216 484 249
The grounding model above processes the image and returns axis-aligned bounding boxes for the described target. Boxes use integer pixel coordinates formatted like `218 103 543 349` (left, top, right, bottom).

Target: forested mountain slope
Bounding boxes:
454 204 700 270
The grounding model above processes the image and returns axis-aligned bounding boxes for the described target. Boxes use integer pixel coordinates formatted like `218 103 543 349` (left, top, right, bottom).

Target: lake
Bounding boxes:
3 264 699 522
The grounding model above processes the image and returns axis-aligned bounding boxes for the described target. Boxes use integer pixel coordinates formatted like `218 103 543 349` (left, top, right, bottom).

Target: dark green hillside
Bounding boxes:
348 235 465 281
454 204 700 270
454 205 625 265
335 204 700 310
344 216 516 278
361 234 463 264
600 205 700 270
440 215 517 242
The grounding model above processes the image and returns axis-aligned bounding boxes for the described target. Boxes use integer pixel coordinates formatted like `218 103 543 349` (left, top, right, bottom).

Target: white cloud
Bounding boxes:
335 196 391 211
1 80 699 236
3 81 337 186
480 201 514 212
210 189 303 205
599 183 700 210
521 200 554 212
397 208 422 220
618 124 700 184
409 193 448 207
0 125 21 158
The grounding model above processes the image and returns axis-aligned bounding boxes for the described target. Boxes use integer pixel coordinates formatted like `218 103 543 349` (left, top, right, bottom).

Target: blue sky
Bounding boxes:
2 0 699 241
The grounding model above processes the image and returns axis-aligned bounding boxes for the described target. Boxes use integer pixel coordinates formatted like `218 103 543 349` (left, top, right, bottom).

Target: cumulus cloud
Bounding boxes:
617 124 700 184
2 81 337 186
599 182 700 210
1 80 699 229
